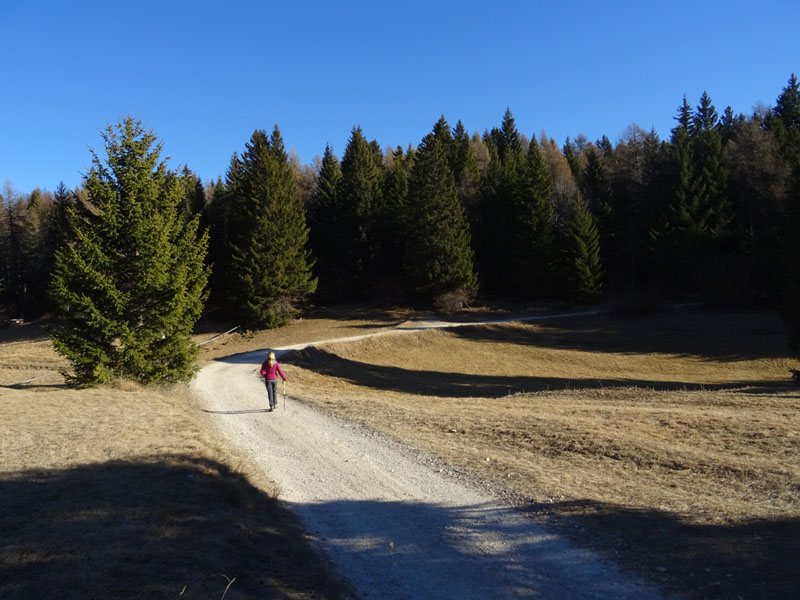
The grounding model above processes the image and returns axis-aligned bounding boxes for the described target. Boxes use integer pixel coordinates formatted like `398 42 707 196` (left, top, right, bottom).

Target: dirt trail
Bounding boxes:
190 321 669 600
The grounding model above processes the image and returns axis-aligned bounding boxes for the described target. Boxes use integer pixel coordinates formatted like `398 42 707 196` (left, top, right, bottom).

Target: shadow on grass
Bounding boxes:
450 309 793 362
3 457 795 599
525 499 800 600
0 455 351 600
286 347 794 398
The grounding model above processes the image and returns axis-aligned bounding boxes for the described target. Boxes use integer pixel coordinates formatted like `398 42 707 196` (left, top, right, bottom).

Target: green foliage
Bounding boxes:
649 124 701 289
307 144 344 299
405 118 477 300
375 146 414 299
768 74 800 165
49 117 210 386
784 167 800 353
479 109 526 294
12 73 800 318
561 197 603 301
226 127 317 328
177 165 206 220
580 148 614 265
336 127 384 298
511 137 555 296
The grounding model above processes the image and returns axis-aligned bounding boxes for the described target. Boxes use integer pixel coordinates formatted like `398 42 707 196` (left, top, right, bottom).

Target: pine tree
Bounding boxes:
581 148 615 277
479 109 525 294
227 126 316 328
307 144 343 299
337 126 383 298
673 95 693 135
49 117 209 385
649 123 701 290
597 135 614 157
769 74 800 165
451 120 480 191
783 166 800 356
205 173 235 309
562 137 583 184
405 119 477 300
377 145 413 296
691 92 730 240
177 165 206 220
512 136 555 296
50 181 74 249
561 196 603 301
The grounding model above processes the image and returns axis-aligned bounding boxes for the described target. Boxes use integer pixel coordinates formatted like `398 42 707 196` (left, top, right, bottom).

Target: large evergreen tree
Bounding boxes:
404 119 477 300
560 196 603 301
691 92 730 241
511 136 555 296
336 127 384 298
479 109 525 294
784 166 800 356
580 147 615 276
227 127 316 328
49 118 209 385
307 144 344 299
376 145 414 298
649 120 700 290
768 74 800 165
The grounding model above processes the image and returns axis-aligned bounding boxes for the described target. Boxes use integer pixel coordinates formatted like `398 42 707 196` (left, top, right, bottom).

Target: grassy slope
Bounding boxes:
0 311 405 600
2 306 798 599
283 307 800 600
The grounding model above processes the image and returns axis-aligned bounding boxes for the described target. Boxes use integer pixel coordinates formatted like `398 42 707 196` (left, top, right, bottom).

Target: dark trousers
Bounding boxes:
266 379 278 408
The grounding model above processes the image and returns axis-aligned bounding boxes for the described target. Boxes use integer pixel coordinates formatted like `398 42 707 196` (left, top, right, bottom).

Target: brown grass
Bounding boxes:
3 306 798 599
284 307 800 600
0 321 356 600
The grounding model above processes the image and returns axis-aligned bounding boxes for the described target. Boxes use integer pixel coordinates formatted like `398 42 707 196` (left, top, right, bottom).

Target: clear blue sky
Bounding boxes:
1 0 798 195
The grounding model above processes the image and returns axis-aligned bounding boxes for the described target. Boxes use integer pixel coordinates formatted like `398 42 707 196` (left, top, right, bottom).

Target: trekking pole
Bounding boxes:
283 379 286 412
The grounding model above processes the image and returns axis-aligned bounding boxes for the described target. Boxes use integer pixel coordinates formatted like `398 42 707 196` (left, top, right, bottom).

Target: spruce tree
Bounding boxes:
479 109 525 294
562 137 583 184
49 117 209 385
561 196 603 301
307 144 343 299
337 126 383 298
227 127 316 328
177 165 206 220
405 119 477 300
649 122 701 290
377 146 413 296
691 92 730 240
768 74 800 165
785 168 800 355
512 136 555 296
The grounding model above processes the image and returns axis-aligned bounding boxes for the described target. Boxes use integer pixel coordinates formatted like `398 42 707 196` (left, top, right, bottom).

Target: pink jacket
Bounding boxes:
260 360 286 381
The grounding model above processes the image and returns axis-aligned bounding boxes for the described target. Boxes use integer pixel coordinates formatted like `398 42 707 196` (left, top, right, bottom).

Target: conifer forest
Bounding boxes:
2 75 799 383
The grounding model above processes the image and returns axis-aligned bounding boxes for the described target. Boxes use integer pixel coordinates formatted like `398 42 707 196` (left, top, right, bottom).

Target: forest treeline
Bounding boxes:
2 75 800 357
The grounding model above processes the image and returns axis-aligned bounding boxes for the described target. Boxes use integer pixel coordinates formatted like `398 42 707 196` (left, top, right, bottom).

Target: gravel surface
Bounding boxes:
190 332 669 600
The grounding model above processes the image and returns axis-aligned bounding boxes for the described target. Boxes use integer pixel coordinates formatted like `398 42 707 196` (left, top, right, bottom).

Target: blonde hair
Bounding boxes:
267 351 276 366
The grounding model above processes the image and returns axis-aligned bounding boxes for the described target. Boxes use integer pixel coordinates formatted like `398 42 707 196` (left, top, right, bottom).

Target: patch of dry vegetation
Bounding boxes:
284 308 800 599
194 306 410 364
0 322 353 600
3 306 798 599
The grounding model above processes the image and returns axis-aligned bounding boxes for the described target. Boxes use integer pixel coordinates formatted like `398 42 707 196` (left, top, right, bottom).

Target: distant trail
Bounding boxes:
191 312 668 600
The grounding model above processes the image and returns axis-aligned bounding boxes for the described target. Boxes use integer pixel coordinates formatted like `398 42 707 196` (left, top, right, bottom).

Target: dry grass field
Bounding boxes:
2 305 798 599
0 312 401 600
284 307 800 600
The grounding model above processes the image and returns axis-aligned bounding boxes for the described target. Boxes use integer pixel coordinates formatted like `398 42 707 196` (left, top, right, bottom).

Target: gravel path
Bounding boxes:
190 325 669 600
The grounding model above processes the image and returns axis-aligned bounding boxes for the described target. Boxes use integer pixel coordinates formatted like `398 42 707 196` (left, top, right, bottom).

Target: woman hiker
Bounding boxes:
260 351 286 412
